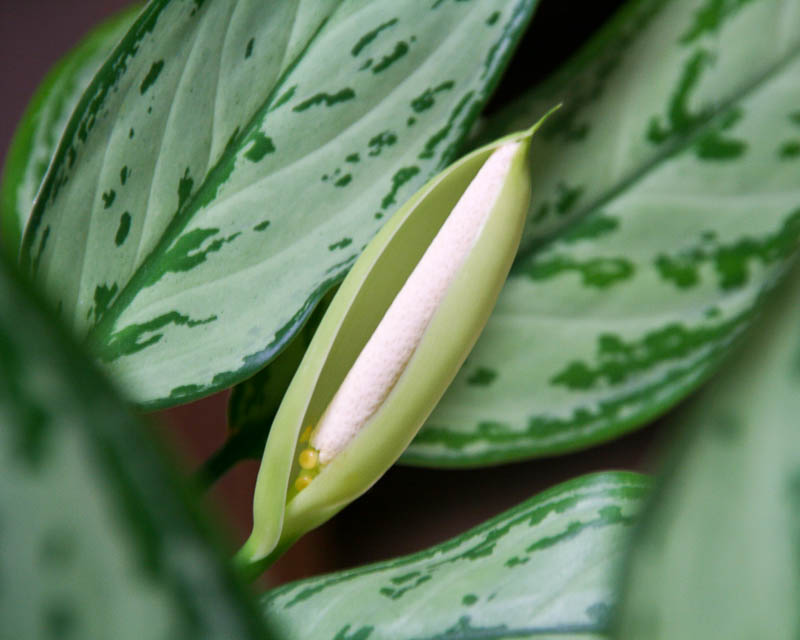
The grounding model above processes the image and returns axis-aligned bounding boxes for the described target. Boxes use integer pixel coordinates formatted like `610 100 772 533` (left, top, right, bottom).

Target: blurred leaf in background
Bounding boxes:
0 254 270 638
615 257 800 638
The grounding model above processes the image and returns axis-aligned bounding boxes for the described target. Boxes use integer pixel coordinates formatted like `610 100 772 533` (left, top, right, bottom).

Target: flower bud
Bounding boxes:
237 111 555 571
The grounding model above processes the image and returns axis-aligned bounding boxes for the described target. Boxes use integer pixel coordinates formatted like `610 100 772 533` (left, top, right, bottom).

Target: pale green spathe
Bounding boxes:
240 117 551 567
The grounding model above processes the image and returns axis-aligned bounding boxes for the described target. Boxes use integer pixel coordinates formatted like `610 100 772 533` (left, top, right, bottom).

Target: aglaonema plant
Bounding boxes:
3 0 800 638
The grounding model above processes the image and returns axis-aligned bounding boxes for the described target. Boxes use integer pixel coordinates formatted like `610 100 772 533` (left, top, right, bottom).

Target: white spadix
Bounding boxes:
311 142 520 464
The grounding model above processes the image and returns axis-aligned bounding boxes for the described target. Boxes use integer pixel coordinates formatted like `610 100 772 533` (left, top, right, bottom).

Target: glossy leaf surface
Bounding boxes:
21 0 538 408
404 0 800 464
614 258 800 639
262 472 649 640
0 5 138 258
0 258 269 639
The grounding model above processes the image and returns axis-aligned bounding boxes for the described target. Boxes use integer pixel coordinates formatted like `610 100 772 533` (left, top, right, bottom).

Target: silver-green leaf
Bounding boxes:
0 5 138 258
614 258 800 639
0 257 270 639
404 0 800 465
20 0 538 408
261 471 650 640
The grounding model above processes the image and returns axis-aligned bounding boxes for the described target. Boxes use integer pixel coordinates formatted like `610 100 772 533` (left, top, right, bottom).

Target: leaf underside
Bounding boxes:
615 259 800 638
0 257 268 639
21 0 538 408
262 471 649 640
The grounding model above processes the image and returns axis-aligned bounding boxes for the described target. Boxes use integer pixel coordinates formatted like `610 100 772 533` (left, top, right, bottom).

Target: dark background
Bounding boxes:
1 0 673 588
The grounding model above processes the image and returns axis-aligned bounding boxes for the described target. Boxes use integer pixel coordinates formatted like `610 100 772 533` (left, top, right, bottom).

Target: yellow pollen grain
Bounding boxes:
299 425 313 443
298 448 318 470
294 474 313 492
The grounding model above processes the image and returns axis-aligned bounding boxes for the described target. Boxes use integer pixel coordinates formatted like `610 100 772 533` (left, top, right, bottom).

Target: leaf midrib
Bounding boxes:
129 5 209 272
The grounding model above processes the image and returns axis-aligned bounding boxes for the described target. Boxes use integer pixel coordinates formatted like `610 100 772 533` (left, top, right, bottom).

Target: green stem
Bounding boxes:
234 534 294 581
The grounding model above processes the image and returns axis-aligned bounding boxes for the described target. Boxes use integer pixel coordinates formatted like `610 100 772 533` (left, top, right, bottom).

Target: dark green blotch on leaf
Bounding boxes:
139 59 165 95
528 255 634 288
293 89 356 112
351 18 398 57
328 238 352 251
648 50 713 143
381 166 420 209
102 189 116 209
373 41 409 74
779 141 800 159
115 212 131 246
244 132 276 162
467 367 497 386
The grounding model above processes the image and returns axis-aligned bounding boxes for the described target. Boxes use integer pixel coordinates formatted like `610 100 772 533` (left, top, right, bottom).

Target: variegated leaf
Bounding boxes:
404 0 800 465
614 259 800 639
0 5 139 258
20 0 538 408
0 257 269 639
262 472 649 640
